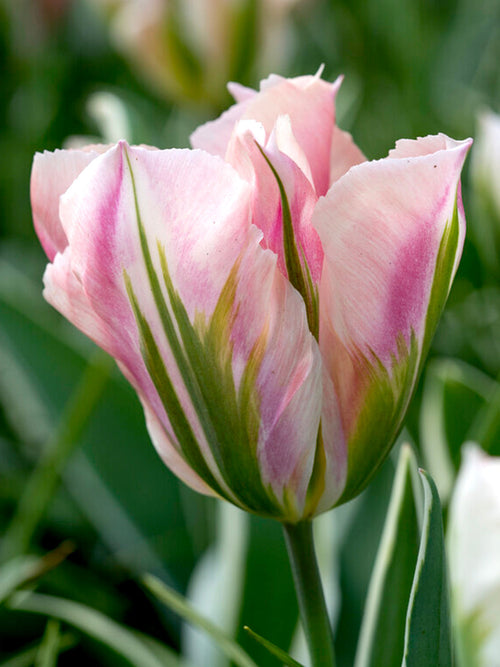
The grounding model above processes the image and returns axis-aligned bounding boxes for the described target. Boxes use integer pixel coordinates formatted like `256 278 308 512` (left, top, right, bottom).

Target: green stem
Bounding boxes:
1 350 113 562
282 521 336 667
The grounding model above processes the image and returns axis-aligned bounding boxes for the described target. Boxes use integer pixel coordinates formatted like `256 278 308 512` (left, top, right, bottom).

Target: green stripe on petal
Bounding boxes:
124 272 230 500
157 246 283 517
302 429 327 518
256 144 319 339
339 331 420 504
340 196 463 504
420 199 460 365
123 148 284 518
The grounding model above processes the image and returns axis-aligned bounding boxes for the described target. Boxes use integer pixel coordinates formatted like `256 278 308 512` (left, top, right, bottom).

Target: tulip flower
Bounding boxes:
448 446 500 667
31 72 471 524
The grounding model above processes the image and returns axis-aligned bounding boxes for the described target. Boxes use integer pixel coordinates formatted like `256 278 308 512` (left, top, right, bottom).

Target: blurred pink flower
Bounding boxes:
90 0 303 107
32 72 471 521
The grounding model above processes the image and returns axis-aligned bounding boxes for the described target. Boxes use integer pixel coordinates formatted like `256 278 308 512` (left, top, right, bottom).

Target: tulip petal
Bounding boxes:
31 145 109 261
191 74 340 196
315 135 472 501
46 142 322 520
329 126 366 185
226 117 322 337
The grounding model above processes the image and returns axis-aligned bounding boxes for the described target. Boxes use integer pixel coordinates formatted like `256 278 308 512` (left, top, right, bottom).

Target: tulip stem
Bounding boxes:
282 520 336 667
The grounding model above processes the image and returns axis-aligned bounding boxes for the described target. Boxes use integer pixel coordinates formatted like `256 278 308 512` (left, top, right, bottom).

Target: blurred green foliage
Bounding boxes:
0 0 499 665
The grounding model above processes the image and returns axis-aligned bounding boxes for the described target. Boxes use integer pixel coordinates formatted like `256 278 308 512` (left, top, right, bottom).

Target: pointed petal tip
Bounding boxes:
331 74 344 95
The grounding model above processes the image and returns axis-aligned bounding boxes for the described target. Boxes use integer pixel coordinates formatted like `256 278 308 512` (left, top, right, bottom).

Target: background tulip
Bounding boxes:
31 73 471 523
88 0 305 109
470 110 500 278
471 111 500 221
448 446 500 667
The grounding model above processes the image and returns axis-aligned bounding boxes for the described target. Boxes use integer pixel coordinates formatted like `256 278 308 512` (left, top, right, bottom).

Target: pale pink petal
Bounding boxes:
225 121 283 263
330 126 366 185
226 118 322 284
142 403 217 497
264 117 323 283
190 100 252 158
257 72 287 91
230 243 323 518
31 145 110 261
43 249 114 354
272 114 314 186
314 366 348 513
227 81 256 103
192 74 341 196
315 135 472 438
44 247 187 493
388 133 458 159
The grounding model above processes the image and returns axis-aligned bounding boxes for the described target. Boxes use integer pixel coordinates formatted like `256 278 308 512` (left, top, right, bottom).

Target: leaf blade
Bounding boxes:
244 626 305 667
402 469 452 667
143 574 258 667
354 444 420 667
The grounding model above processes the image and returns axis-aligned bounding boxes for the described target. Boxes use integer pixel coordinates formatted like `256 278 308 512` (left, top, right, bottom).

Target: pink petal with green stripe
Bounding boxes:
40 142 325 519
226 117 322 285
314 134 472 501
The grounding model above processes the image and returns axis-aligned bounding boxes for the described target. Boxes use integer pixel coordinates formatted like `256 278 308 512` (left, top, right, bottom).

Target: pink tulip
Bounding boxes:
31 72 471 521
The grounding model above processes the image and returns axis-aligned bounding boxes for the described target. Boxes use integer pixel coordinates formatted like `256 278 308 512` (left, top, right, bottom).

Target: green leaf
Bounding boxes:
244 626 305 667
35 620 62 667
6 591 178 667
402 470 452 667
354 444 420 667
143 574 258 667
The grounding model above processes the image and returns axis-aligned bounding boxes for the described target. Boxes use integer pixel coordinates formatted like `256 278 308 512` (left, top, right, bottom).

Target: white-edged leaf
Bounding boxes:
402 470 452 667
143 574 258 667
354 444 420 667
183 500 249 667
